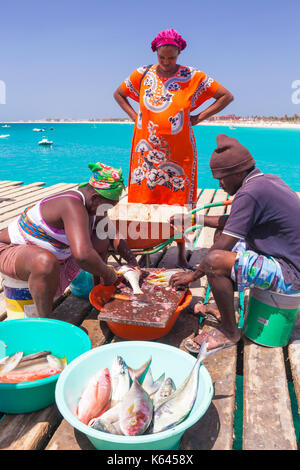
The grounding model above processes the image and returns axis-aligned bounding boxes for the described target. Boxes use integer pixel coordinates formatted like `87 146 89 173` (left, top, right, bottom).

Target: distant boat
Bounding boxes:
38 138 53 145
33 128 45 132
229 125 236 130
0 134 10 138
2 125 10 128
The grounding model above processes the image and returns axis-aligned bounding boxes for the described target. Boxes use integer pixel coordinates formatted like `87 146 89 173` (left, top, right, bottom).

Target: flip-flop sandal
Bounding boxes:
184 329 237 354
185 301 221 324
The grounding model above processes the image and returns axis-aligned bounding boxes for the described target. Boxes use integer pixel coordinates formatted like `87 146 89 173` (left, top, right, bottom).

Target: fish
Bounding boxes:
89 402 122 434
152 341 225 433
0 351 67 383
76 368 111 425
110 356 130 407
119 378 153 436
127 357 152 381
153 377 176 409
142 367 165 397
118 266 143 294
0 351 23 375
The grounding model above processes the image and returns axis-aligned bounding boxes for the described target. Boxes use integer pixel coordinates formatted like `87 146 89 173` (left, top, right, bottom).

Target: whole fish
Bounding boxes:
127 357 152 381
153 377 176 409
76 368 111 425
110 356 130 407
0 351 23 375
118 266 143 294
152 341 225 433
142 367 165 397
89 402 123 435
119 378 153 436
0 352 67 383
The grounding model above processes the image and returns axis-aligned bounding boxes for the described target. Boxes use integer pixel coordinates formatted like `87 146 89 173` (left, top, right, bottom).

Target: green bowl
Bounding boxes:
0 319 91 413
55 341 214 450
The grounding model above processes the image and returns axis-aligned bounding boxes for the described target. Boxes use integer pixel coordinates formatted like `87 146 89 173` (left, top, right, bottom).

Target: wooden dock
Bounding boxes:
0 180 299 450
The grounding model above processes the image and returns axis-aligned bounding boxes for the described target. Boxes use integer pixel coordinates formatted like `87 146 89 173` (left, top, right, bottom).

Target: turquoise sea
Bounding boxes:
1 123 300 190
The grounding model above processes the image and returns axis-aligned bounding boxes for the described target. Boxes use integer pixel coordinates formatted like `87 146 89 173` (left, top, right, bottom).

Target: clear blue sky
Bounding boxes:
1 0 300 121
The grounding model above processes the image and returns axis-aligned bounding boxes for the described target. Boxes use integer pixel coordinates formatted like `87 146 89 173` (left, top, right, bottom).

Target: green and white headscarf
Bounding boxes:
79 162 125 201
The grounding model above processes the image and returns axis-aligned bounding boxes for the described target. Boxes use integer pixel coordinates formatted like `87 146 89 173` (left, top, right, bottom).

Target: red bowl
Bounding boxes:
89 284 192 340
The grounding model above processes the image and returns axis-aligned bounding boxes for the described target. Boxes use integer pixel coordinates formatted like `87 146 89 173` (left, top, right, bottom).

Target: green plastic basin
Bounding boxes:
55 341 214 450
0 319 91 413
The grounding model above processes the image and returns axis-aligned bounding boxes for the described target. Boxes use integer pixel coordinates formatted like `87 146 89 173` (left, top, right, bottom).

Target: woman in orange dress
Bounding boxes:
114 28 233 268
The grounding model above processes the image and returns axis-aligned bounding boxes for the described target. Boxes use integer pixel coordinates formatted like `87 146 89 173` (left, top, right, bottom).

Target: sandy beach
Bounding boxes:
2 120 300 129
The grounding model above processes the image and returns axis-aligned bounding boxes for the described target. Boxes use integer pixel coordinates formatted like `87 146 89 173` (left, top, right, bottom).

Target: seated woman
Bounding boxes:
0 162 139 317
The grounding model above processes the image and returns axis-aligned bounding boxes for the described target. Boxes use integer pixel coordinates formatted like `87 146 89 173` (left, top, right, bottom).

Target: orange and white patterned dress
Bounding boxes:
120 64 221 207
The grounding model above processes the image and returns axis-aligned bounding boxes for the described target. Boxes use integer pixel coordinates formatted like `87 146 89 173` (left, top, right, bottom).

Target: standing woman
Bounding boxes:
114 28 233 268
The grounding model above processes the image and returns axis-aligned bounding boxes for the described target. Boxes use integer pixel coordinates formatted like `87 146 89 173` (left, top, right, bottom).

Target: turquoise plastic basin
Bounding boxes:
55 341 214 450
0 319 91 413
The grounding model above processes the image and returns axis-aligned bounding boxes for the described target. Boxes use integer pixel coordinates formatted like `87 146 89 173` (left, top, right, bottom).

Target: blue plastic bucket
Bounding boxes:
55 341 214 450
70 271 94 299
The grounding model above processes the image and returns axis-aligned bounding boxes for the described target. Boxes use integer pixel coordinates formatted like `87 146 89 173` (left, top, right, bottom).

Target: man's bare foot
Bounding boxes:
192 301 240 325
184 325 241 353
194 301 221 322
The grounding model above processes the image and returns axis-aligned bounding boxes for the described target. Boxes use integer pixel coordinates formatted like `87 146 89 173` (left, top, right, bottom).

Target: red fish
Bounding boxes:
0 367 62 383
76 368 111 425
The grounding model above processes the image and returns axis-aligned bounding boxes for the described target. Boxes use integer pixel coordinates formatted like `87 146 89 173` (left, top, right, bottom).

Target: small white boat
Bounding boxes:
0 134 10 138
33 128 45 132
229 125 236 130
38 138 53 146
2 125 10 128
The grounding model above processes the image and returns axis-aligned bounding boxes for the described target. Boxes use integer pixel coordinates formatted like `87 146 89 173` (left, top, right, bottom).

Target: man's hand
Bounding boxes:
169 271 195 289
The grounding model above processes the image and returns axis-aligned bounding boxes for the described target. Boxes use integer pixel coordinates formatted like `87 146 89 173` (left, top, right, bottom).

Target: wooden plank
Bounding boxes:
0 183 77 222
0 181 24 189
0 184 77 229
243 338 297 450
288 327 300 414
181 189 237 450
0 184 47 207
0 182 45 197
181 345 237 450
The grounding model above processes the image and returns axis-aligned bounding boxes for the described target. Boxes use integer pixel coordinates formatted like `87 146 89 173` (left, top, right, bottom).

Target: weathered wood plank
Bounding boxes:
243 338 297 450
0 182 45 197
0 184 78 229
0 183 77 222
0 185 48 209
181 345 237 450
0 181 24 189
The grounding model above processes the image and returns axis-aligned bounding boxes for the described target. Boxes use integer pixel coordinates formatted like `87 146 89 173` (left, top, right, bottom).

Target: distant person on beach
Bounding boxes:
170 135 300 352
113 28 233 269
0 163 139 317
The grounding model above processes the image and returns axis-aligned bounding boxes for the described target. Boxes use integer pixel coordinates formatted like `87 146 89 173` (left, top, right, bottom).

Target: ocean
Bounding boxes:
1 123 300 191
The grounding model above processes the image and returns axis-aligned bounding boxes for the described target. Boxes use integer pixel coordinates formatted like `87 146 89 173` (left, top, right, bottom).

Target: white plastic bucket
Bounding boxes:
2 275 38 320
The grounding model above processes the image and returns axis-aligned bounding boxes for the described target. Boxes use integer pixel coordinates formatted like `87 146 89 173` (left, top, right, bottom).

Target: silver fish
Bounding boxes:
118 266 143 294
0 351 23 375
46 354 67 370
89 402 122 434
152 341 225 433
142 367 165 396
128 357 151 381
119 378 153 436
21 350 51 363
153 377 176 409
110 356 130 407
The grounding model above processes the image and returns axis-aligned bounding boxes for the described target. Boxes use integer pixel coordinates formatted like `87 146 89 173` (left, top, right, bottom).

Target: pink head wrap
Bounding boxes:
151 28 187 52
